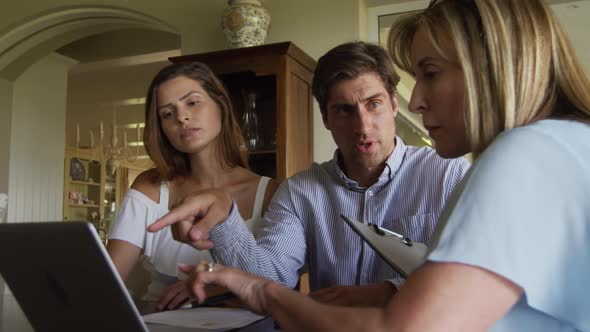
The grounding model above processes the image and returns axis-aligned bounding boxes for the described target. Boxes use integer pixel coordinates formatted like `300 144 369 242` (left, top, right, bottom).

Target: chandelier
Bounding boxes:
75 105 141 176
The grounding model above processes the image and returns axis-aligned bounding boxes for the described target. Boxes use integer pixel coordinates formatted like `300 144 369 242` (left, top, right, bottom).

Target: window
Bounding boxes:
367 1 431 147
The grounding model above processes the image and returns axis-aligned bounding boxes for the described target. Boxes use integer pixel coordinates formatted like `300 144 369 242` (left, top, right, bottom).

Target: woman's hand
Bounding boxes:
179 261 275 315
156 279 234 311
156 280 192 311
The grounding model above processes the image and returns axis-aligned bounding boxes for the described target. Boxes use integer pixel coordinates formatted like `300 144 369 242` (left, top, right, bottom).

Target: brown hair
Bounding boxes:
389 0 590 156
312 41 400 112
144 62 247 180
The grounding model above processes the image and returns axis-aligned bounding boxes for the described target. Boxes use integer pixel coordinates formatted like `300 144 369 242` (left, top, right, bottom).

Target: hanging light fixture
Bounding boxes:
99 104 141 175
75 104 141 176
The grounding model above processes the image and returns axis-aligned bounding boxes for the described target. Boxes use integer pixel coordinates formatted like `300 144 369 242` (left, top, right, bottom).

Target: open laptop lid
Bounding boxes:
0 221 148 332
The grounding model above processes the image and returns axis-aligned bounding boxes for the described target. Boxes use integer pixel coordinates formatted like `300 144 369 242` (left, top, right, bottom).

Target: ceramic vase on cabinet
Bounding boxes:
221 0 270 48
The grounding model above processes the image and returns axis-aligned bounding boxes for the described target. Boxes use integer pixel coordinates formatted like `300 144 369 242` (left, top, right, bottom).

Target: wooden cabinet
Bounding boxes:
170 42 316 181
63 147 121 241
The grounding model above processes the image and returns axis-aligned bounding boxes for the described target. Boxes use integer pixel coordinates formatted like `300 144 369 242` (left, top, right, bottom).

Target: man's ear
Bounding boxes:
391 93 398 118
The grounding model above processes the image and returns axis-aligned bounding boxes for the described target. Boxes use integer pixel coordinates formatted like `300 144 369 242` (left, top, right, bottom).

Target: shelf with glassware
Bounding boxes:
170 41 316 181
222 72 279 177
63 146 121 242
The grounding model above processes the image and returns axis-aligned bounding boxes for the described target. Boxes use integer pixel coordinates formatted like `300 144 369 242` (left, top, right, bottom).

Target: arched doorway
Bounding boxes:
0 7 180 328
0 6 178 80
0 4 180 212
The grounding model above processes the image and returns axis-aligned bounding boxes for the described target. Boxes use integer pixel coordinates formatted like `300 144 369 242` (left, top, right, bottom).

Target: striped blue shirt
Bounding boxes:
210 138 470 290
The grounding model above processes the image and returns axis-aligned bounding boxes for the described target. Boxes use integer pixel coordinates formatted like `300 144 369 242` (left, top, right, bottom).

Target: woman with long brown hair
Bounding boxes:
106 62 277 313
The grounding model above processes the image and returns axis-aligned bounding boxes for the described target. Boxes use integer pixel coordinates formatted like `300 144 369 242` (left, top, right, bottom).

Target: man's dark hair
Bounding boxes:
312 41 400 112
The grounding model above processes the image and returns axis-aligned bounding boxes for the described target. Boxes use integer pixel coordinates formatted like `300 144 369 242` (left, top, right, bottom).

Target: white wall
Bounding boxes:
262 0 365 162
0 79 13 195
0 79 9 316
7 53 76 223
551 1 590 74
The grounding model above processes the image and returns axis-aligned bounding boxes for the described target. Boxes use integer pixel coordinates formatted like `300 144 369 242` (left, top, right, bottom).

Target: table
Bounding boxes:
1 291 279 332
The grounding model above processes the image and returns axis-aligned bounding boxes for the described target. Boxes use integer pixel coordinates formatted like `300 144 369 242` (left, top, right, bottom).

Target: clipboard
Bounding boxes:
341 215 428 278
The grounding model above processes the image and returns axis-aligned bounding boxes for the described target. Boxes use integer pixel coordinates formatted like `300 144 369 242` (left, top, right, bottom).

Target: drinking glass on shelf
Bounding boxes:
241 90 260 151
268 133 276 150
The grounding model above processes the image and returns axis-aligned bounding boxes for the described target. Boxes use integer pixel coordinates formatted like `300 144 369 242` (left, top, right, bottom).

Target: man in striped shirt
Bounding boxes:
149 41 469 307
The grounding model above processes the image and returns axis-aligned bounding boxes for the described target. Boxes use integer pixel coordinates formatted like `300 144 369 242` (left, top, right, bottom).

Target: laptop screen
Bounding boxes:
0 221 148 332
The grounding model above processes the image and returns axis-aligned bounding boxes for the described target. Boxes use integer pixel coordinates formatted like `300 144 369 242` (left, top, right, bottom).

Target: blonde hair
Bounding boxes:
389 0 590 156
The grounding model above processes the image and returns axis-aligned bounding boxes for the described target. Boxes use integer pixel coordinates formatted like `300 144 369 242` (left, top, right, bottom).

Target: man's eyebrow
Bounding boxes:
328 93 387 109
362 93 386 102
328 102 353 110
157 91 202 111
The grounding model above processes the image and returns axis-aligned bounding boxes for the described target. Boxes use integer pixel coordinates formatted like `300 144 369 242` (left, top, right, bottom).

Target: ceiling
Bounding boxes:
57 28 180 63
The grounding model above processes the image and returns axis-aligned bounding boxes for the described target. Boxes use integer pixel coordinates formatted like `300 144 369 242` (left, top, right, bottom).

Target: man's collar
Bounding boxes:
332 136 408 189
385 136 407 177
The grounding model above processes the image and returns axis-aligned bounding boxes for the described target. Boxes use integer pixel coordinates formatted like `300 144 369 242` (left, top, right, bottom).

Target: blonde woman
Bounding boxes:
149 0 590 331
106 62 277 313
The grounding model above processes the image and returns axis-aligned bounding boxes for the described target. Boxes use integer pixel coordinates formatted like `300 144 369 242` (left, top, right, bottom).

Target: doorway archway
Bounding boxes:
0 6 178 80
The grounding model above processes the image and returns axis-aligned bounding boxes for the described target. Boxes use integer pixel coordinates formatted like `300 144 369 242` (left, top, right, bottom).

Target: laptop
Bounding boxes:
0 221 215 332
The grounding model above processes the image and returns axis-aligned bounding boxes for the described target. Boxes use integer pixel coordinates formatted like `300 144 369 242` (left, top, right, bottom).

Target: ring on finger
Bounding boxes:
207 261 215 272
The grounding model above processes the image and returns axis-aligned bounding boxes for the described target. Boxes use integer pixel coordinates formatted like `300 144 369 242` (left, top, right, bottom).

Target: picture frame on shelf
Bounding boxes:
69 158 86 181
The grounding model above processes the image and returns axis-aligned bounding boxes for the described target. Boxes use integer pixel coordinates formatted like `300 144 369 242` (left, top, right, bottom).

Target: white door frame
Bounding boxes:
367 0 429 136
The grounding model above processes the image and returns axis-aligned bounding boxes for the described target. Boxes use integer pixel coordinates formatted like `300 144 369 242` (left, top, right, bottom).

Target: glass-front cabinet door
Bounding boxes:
63 147 121 242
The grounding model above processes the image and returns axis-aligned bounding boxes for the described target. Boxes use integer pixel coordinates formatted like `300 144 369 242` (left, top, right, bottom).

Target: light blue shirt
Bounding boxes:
428 119 590 331
210 138 470 290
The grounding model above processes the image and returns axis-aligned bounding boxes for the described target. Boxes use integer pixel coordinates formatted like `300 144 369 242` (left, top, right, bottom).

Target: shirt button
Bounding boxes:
367 190 374 196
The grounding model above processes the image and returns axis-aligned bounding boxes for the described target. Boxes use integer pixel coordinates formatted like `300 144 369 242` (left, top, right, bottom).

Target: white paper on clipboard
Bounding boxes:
342 215 428 278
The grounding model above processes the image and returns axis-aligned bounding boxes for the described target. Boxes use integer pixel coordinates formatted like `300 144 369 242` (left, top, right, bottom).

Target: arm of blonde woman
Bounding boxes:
106 239 142 282
308 282 396 307
180 261 523 332
179 262 389 331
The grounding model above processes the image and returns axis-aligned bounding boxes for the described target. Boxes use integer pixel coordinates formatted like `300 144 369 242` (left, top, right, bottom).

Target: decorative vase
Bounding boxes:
221 0 271 48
